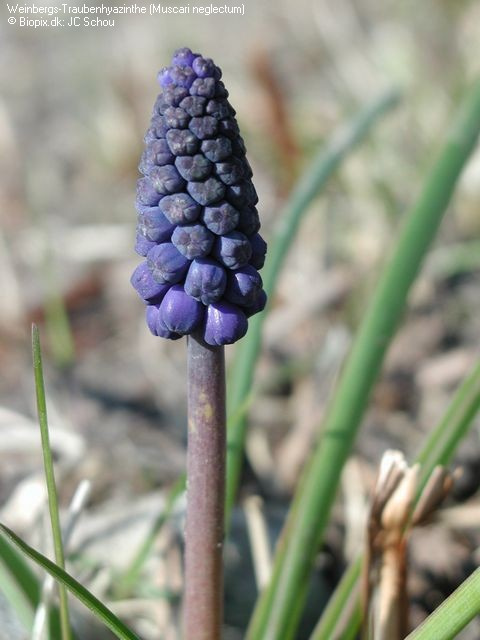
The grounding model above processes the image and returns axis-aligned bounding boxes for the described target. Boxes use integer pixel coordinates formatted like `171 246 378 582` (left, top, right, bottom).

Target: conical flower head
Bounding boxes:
132 47 267 346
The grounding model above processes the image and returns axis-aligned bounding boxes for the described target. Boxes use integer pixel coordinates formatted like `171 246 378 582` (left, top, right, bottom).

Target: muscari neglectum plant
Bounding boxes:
2 49 480 640
130 46 267 640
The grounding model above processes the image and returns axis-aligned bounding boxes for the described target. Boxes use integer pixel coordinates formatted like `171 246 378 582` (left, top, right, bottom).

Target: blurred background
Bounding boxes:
0 0 480 638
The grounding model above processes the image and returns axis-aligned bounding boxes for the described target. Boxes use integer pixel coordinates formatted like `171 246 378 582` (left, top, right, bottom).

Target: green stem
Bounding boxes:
404 568 480 640
32 325 73 640
226 88 401 525
247 78 480 640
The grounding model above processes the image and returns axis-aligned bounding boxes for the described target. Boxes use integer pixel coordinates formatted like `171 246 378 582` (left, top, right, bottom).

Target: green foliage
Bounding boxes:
247 78 480 640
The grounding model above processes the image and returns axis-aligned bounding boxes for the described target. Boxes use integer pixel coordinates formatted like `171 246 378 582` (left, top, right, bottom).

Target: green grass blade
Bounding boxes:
247 78 480 640
309 556 362 640
309 360 480 640
32 324 72 640
405 568 480 640
0 524 142 640
416 360 480 491
225 87 401 524
0 535 39 629
115 476 185 598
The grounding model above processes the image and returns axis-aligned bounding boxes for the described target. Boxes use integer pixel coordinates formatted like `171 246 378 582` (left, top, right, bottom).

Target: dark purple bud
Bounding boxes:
172 223 214 260
175 154 212 182
163 106 190 129
243 289 267 318
159 285 204 334
154 86 189 112
166 129 200 156
224 265 263 306
137 207 175 243
218 118 239 140
144 116 169 142
184 258 227 305
215 81 229 99
190 77 216 98
201 201 239 235
172 47 197 67
249 233 267 269
146 304 181 339
215 157 245 186
187 177 226 206
204 301 248 346
170 65 196 89
231 136 247 157
225 180 258 207
137 177 161 206
131 262 171 303
213 231 252 269
201 137 232 162
179 95 207 117
160 193 201 225
158 67 173 88
213 65 222 80
139 139 174 173
189 116 218 140
236 205 260 235
149 164 185 195
206 99 230 120
147 242 190 284
135 232 156 257
192 56 215 78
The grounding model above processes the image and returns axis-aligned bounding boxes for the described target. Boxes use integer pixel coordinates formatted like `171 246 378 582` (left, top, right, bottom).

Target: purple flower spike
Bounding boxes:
147 242 190 284
249 233 267 269
204 301 248 346
175 154 213 182
244 289 267 318
135 232 156 257
224 265 263 307
213 231 252 269
159 285 204 334
146 305 181 339
137 207 175 243
187 177 226 206
132 48 268 342
137 177 162 206
172 47 197 67
236 205 261 236
172 224 214 260
192 56 215 78
131 262 171 303
202 201 239 235
149 165 185 195
184 258 227 305
160 193 201 225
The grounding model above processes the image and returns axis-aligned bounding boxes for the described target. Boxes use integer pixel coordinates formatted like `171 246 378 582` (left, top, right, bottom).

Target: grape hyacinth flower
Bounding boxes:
130 48 267 640
131 48 267 346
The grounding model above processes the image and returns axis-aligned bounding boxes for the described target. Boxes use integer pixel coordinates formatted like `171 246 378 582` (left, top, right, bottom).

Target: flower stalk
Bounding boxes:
184 333 226 639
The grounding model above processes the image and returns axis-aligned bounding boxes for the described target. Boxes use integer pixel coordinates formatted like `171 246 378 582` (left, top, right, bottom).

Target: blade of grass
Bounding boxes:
225 87 401 524
309 556 362 640
247 78 480 640
0 536 39 630
0 524 142 640
310 358 480 640
404 568 480 640
415 360 480 492
32 324 72 640
115 476 185 598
